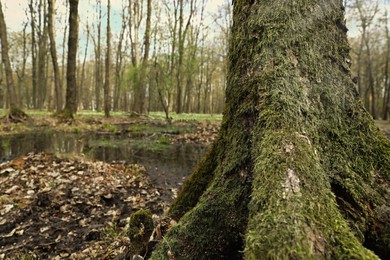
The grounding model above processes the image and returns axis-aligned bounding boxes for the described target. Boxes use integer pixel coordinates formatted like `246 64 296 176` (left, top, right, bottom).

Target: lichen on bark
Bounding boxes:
151 1 390 259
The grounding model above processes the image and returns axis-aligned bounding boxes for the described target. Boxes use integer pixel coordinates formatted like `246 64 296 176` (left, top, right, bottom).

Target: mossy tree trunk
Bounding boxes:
151 1 390 259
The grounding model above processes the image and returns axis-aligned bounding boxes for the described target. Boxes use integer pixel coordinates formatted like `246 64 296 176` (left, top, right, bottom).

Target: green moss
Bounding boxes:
151 0 390 258
103 123 117 132
127 209 154 255
152 167 251 259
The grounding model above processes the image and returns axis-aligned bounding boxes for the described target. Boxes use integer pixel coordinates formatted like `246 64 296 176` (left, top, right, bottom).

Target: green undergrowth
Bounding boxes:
149 112 222 122
0 109 223 122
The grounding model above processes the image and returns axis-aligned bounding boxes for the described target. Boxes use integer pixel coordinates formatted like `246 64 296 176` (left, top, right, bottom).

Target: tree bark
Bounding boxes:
0 1 27 120
175 0 194 114
48 0 63 113
113 7 126 111
383 13 390 120
0 1 17 110
62 0 79 118
80 23 89 110
94 0 102 112
151 1 390 259
29 0 38 109
103 0 111 117
37 0 48 109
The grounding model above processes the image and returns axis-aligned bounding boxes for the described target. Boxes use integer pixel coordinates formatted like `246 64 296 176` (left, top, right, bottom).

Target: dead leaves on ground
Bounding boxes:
0 152 170 259
171 122 219 144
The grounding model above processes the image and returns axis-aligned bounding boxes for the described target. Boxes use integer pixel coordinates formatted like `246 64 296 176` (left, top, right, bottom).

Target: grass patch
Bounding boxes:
127 123 195 135
149 112 222 122
87 137 171 153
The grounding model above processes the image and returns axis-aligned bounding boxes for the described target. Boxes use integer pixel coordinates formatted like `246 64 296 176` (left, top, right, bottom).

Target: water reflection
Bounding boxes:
0 131 208 189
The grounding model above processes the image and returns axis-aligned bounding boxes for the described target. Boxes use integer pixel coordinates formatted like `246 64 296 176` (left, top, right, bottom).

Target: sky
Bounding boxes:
2 1 390 44
2 0 227 33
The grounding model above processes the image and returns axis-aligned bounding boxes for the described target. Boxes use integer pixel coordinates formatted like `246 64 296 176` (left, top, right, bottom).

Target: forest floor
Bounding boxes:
0 111 221 259
0 112 388 259
376 120 390 137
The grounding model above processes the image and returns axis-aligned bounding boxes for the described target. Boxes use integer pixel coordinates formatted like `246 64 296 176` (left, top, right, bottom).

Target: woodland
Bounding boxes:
0 0 388 119
0 0 389 259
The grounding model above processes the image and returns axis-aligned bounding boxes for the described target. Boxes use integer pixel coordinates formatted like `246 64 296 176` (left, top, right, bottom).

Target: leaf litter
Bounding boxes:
0 152 173 259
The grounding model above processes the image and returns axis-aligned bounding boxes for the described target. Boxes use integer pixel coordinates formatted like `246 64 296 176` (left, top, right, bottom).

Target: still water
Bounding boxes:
0 131 208 189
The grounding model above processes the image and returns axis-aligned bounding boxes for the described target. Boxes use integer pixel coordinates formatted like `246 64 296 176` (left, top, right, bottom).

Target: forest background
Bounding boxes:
0 0 389 120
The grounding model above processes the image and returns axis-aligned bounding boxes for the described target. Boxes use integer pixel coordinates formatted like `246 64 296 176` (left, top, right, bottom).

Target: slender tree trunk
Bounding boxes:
175 0 195 114
0 1 27 120
62 0 79 118
95 1 102 111
48 0 63 113
29 0 38 109
37 0 48 109
175 0 184 114
61 1 68 99
133 0 152 114
383 18 390 120
16 23 28 108
151 1 390 259
0 1 17 110
103 0 111 117
80 24 89 110
365 38 376 119
113 8 126 111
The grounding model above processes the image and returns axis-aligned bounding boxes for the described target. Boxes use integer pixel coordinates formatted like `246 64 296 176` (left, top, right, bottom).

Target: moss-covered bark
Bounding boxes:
151 1 390 259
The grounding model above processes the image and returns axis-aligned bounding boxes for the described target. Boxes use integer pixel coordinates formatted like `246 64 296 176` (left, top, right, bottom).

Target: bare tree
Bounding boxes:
29 0 38 108
113 6 127 111
383 11 390 120
0 1 27 121
62 0 79 118
175 0 196 114
352 0 379 118
104 0 111 117
48 0 63 113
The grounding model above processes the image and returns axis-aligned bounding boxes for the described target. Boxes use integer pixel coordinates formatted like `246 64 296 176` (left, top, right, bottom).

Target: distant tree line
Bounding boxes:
0 0 388 120
0 0 231 118
347 0 390 120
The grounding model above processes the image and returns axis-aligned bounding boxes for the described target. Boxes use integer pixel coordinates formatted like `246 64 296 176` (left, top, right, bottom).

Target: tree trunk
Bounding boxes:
16 23 28 108
37 0 48 109
175 0 194 114
383 15 390 120
29 0 38 109
0 1 27 120
103 0 111 117
48 0 63 113
94 1 102 112
62 0 78 118
80 23 89 110
151 1 390 259
113 7 126 112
